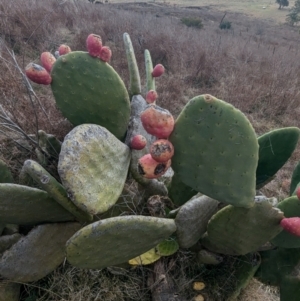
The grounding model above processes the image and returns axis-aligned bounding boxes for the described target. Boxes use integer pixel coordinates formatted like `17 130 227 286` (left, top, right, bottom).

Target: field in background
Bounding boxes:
110 0 296 23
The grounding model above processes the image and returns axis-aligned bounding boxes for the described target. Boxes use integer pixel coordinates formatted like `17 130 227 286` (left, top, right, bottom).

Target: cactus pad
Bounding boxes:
0 160 13 183
0 184 75 225
169 94 258 208
66 215 176 269
255 247 300 286
271 196 300 248
256 127 300 188
280 275 300 301
0 222 80 282
175 195 219 248
201 199 284 255
290 161 300 196
23 160 92 222
156 238 179 256
51 51 130 140
58 124 131 215
0 234 22 254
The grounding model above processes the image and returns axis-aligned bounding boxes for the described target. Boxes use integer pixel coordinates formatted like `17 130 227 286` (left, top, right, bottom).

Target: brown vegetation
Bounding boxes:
0 0 299 300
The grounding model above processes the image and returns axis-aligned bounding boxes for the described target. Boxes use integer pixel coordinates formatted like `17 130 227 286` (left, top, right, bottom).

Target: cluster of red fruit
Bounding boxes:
25 34 112 86
130 64 176 180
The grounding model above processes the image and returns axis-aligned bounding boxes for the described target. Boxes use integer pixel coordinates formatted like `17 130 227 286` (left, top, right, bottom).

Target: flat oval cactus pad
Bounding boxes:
170 94 258 208
66 215 176 269
58 124 131 215
51 51 130 140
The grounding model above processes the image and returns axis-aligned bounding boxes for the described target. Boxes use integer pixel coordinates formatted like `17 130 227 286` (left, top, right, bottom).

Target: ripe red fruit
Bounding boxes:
138 154 171 179
40 52 56 72
146 90 158 104
140 105 175 139
99 46 112 62
152 64 165 77
25 63 52 85
86 34 103 57
280 217 300 237
58 44 71 55
130 135 147 150
296 187 300 200
150 139 174 163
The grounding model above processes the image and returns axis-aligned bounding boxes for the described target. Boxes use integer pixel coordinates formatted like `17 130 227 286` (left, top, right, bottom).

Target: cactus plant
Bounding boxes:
7 30 300 300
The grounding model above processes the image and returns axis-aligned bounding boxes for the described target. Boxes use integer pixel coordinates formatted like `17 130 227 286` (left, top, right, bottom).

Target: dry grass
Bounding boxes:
0 0 299 300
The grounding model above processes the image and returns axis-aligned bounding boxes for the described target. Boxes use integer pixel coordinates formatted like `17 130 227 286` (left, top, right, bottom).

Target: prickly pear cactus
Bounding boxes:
66 215 176 269
58 124 131 215
0 159 13 183
0 184 75 225
51 51 130 140
256 127 300 189
201 199 284 255
170 94 258 208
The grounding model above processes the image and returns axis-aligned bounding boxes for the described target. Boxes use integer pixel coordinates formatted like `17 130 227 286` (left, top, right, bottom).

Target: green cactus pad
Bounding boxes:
51 51 130 140
156 238 179 256
123 33 141 96
145 49 155 92
169 94 258 208
0 184 75 225
58 124 131 215
290 161 300 196
256 127 300 189
0 234 22 254
168 172 197 206
23 160 92 223
175 195 219 249
201 199 284 255
66 215 176 269
0 159 13 183
271 196 300 248
0 222 80 282
280 275 300 301
255 247 300 286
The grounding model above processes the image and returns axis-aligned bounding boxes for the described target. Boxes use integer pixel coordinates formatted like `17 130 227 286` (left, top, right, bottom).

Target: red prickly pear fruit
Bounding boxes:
40 52 56 73
99 46 112 62
152 64 165 77
130 135 147 150
150 139 174 163
280 217 300 237
140 105 175 139
146 90 158 104
138 154 171 179
86 34 103 57
58 44 71 55
296 187 300 200
25 63 52 85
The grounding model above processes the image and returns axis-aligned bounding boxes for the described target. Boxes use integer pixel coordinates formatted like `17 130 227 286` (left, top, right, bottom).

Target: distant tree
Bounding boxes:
286 0 300 25
276 0 289 9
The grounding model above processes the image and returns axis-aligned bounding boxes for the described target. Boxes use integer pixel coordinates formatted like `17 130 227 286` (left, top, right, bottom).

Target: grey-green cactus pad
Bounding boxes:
66 215 176 269
256 127 300 188
0 160 13 183
0 184 75 225
169 94 258 208
51 51 130 140
0 281 21 301
58 124 131 215
290 161 300 196
0 234 22 254
0 222 80 282
175 195 219 248
271 196 300 248
201 199 284 255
